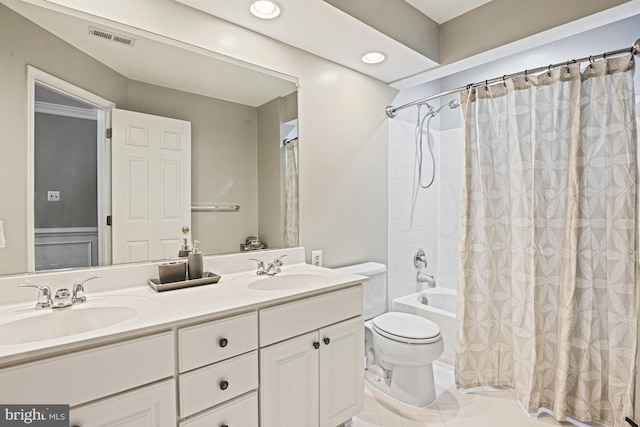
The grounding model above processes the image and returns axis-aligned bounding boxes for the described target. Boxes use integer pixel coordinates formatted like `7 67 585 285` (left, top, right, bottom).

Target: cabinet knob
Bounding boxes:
313 342 320 350
323 337 331 345
219 338 228 348
221 425 229 427
219 380 229 390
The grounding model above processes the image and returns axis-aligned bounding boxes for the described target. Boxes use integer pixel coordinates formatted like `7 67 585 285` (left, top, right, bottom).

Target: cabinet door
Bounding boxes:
69 379 176 427
260 331 319 427
319 317 364 427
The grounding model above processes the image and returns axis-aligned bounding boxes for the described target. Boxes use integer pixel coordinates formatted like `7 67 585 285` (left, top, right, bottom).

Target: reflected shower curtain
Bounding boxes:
457 54 639 426
284 139 299 247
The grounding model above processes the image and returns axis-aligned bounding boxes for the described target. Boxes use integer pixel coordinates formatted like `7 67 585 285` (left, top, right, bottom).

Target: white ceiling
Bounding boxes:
175 0 444 83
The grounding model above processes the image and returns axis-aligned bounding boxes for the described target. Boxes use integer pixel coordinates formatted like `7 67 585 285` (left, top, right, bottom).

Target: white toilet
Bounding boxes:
335 262 444 407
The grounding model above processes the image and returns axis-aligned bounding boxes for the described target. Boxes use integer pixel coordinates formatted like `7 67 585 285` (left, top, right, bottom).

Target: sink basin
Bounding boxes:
233 270 333 290
0 298 145 346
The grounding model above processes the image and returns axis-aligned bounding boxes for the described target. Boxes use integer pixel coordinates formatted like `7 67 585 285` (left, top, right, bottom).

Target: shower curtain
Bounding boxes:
457 54 639 426
284 139 299 247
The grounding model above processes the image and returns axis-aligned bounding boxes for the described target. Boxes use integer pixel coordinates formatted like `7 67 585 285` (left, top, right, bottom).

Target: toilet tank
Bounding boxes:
334 262 387 320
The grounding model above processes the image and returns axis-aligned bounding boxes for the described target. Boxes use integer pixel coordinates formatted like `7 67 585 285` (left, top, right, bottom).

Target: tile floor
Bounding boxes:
353 362 607 427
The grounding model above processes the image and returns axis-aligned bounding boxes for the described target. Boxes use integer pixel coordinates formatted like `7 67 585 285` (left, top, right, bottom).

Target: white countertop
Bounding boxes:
0 249 366 367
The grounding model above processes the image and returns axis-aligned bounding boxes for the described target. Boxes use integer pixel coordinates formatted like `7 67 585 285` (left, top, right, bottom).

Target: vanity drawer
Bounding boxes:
259 285 363 346
179 350 258 418
0 332 174 406
178 311 257 373
180 391 258 427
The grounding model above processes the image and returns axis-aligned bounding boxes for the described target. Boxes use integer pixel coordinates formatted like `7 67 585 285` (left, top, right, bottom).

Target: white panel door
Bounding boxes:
319 317 364 427
260 331 319 427
111 109 191 264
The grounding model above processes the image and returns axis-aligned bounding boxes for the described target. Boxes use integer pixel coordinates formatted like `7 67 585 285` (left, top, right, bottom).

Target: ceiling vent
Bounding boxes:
88 26 136 47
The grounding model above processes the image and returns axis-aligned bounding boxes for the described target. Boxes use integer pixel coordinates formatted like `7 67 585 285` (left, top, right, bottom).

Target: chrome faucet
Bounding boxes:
72 275 100 304
266 255 287 275
19 284 52 309
249 254 287 276
20 275 100 310
417 272 436 288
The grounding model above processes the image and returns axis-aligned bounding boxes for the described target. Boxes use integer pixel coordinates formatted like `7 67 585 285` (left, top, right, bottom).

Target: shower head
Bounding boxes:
448 100 460 109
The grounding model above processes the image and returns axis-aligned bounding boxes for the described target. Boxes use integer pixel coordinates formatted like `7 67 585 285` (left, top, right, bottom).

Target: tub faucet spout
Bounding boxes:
417 272 436 288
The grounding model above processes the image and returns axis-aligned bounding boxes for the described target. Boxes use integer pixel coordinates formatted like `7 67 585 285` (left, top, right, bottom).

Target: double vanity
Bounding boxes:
0 248 365 427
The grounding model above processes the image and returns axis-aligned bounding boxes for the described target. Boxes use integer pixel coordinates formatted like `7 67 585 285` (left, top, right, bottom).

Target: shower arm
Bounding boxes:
386 38 640 118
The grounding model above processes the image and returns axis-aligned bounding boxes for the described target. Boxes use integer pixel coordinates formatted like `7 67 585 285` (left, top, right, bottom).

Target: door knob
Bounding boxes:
182 226 190 234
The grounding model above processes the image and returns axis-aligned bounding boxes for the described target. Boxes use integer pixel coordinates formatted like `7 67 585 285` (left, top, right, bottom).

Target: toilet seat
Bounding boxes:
372 312 441 344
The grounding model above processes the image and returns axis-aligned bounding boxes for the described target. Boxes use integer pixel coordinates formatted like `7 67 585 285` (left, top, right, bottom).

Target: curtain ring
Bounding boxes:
485 80 489 91
565 61 570 75
502 75 507 87
589 55 594 69
547 64 552 77
524 69 528 82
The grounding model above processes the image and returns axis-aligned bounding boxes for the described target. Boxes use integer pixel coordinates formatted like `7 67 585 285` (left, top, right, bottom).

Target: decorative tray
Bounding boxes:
147 271 221 292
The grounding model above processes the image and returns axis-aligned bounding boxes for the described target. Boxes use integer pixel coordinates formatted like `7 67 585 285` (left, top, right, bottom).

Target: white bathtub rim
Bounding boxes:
394 288 456 319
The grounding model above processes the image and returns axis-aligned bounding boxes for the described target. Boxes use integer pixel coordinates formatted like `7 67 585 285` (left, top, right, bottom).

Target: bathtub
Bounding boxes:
393 288 456 366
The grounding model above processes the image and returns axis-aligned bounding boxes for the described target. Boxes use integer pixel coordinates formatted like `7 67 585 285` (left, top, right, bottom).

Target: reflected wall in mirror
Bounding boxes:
0 0 299 275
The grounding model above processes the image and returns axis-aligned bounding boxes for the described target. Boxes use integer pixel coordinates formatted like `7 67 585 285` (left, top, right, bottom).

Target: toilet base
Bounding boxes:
365 363 437 407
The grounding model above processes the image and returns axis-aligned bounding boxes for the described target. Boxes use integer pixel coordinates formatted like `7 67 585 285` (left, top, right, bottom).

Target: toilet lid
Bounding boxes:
372 312 441 343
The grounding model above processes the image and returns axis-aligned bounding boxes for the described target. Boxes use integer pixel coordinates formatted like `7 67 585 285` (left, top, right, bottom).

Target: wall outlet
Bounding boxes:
311 250 323 267
47 191 60 202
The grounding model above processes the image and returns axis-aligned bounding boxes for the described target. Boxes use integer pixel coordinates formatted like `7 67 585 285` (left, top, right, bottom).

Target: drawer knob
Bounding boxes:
219 380 229 390
219 338 228 348
313 342 320 350
323 337 331 345
221 425 229 427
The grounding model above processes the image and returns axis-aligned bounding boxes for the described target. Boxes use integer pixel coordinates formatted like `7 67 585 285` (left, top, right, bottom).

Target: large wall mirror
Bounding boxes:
0 0 299 275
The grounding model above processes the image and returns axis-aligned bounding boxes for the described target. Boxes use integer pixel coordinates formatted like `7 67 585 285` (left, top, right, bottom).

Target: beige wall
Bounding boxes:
257 97 284 250
441 0 632 65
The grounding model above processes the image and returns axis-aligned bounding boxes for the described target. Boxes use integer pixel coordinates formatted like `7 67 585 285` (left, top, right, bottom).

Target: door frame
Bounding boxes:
26 66 115 271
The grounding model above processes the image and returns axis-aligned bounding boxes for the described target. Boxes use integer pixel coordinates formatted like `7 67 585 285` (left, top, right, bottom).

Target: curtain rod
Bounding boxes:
386 38 640 118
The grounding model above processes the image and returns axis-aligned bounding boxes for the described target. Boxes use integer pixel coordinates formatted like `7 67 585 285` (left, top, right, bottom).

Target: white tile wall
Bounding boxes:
388 120 440 307
388 121 464 302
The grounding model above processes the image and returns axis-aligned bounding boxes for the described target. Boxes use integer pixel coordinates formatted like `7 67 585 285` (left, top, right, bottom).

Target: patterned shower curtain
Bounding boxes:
456 54 639 426
284 138 299 247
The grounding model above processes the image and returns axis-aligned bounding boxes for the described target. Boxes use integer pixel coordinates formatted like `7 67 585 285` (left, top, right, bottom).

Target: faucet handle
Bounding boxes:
72 275 100 304
19 283 52 309
273 254 287 266
249 258 266 275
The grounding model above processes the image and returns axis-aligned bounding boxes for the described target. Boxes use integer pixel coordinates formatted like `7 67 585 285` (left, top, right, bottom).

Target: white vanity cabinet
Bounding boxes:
69 379 176 427
259 286 364 427
177 312 259 424
0 332 176 426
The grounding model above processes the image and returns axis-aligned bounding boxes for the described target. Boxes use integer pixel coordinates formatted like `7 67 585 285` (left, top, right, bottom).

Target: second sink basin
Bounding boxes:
233 269 333 290
0 297 148 346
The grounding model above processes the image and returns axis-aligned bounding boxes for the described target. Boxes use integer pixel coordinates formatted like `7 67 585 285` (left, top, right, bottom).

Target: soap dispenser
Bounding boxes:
188 240 203 280
178 238 191 258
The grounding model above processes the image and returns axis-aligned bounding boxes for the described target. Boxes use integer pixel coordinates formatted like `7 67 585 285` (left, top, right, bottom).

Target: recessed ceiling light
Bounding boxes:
250 1 281 19
362 51 386 64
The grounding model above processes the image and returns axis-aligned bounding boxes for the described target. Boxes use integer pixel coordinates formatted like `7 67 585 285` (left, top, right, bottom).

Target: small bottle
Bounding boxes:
178 238 191 258
188 240 203 280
